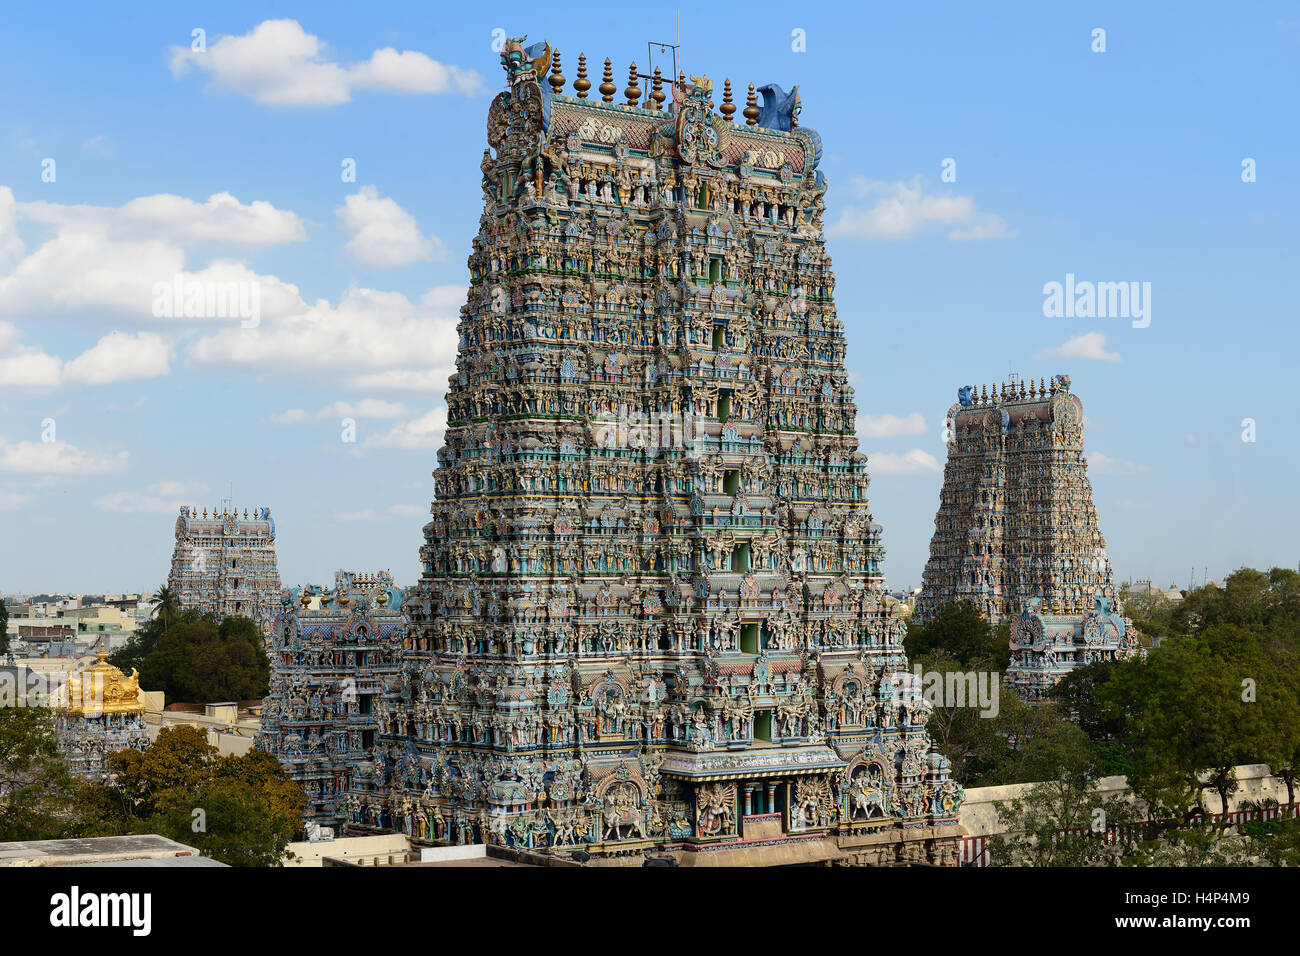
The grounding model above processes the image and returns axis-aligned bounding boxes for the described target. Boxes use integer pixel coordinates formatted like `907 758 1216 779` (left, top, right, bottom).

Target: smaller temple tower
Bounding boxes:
916 375 1140 699
256 571 406 835
168 505 282 635
54 648 151 779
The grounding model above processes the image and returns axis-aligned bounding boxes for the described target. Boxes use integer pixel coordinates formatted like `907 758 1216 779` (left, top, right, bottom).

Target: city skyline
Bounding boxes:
2 2 1296 595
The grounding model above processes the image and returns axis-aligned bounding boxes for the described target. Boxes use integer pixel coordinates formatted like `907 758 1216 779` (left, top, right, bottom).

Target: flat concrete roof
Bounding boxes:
0 834 225 867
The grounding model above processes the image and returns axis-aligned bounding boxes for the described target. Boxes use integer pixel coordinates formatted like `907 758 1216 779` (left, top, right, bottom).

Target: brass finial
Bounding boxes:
720 79 736 122
574 54 590 98
600 58 616 103
980 385 987 403
625 62 641 106
743 83 760 125
549 49 566 94
650 66 665 110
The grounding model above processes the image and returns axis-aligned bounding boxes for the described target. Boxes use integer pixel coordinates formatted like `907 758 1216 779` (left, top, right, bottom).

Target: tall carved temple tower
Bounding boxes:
916 375 1140 700
257 571 406 835
168 505 282 635
392 37 962 864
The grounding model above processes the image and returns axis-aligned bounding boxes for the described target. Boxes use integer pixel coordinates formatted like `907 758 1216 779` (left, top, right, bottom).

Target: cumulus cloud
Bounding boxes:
0 437 127 475
0 191 305 326
17 191 305 245
267 399 409 424
63 331 170 385
0 324 170 389
856 412 926 439
188 286 462 390
366 407 447 450
867 449 942 474
0 187 24 268
1088 452 1149 476
1035 331 1120 363
169 19 482 108
97 481 210 514
829 176 1013 241
0 321 62 387
339 186 444 267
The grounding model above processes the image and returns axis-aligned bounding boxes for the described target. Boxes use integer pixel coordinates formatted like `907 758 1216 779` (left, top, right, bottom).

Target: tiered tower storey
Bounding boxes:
916 375 1140 700
394 37 962 864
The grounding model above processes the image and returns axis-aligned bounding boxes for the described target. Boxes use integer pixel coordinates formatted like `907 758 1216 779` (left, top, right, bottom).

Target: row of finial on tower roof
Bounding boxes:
969 378 1058 405
544 50 764 125
191 506 265 519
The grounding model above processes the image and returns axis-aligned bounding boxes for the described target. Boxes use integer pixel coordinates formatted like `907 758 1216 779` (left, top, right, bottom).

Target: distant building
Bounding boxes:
256 571 406 834
916 376 1141 700
168 505 282 634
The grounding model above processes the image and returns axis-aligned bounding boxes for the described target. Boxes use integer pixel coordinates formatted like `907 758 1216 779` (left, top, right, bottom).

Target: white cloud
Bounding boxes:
0 437 127 475
949 213 1015 240
829 176 1014 241
17 191 305 246
0 187 24 269
856 412 926 438
0 192 305 326
339 186 444 267
1088 452 1149 476
0 324 170 389
169 19 482 108
867 449 942 474
0 332 62 388
366 407 447 450
0 490 25 510
97 481 210 514
188 286 462 390
63 331 170 385
1035 331 1120 363
268 399 409 424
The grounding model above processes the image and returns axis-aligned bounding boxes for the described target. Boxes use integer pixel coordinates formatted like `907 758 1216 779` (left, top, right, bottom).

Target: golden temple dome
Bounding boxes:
65 648 146 716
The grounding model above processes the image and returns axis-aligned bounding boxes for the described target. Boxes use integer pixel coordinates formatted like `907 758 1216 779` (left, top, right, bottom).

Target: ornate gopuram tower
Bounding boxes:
395 37 963 865
916 375 1141 700
257 571 407 836
168 505 282 635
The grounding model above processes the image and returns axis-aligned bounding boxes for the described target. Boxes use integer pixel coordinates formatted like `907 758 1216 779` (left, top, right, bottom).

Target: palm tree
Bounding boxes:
150 585 180 631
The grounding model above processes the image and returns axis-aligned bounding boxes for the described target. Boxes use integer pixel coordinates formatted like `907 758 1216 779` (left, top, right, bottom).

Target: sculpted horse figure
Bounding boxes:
601 791 647 841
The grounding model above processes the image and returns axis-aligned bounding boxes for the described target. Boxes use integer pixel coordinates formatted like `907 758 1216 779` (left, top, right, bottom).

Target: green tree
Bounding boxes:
0 705 82 841
1098 624 1284 817
108 585 180 674
1117 582 1175 640
987 772 1146 866
905 602 1010 671
92 726 306 866
137 614 270 703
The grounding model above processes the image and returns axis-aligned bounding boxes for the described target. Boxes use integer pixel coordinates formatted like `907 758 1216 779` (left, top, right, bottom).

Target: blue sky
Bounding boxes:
0 1 1296 595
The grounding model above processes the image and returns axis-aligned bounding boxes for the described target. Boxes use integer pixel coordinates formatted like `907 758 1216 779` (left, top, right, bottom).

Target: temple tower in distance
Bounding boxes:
916 375 1141 700
167 505 282 635
391 36 963 865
